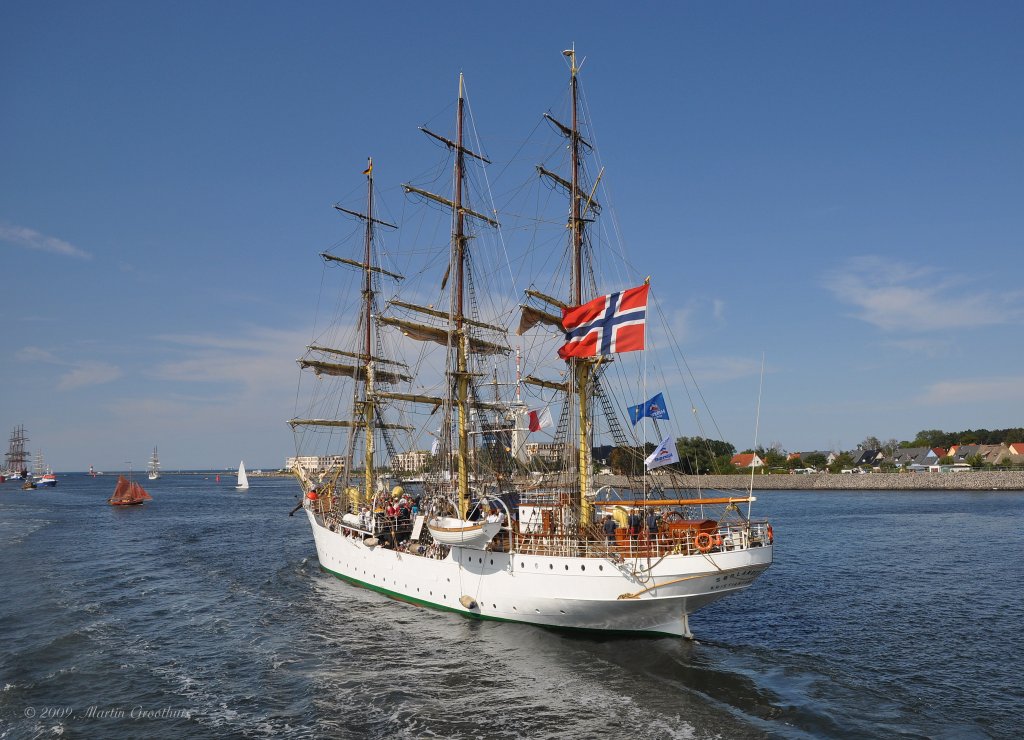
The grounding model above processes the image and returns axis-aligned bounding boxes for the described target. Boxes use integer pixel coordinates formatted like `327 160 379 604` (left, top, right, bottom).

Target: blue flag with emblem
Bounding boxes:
628 392 670 426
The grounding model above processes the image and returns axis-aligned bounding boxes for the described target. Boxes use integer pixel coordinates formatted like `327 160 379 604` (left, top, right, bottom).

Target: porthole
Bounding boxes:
581 565 586 571
519 562 524 569
599 565 604 571
564 565 569 571
489 559 493 565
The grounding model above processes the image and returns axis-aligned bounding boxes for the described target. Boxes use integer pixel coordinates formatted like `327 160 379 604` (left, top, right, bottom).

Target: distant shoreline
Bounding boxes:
61 469 1022 491
595 471 1024 491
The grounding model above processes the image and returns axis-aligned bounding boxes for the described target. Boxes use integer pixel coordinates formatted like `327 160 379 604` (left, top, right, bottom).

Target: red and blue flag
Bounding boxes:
558 284 649 360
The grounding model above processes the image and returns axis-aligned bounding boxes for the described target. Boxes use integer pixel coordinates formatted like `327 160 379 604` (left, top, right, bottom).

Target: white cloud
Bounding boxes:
0 223 92 259
711 299 726 323
15 345 122 390
15 346 60 362
57 362 123 391
823 257 1021 331
150 326 310 395
918 376 1024 405
880 337 954 358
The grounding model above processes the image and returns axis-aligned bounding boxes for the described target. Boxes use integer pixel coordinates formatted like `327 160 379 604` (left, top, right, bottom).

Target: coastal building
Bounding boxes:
524 442 564 464
788 450 838 466
950 444 1006 465
730 453 765 469
392 449 430 473
848 449 884 468
890 447 942 470
286 455 345 474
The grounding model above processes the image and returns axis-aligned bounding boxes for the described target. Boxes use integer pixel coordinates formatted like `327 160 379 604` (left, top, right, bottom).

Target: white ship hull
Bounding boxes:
305 508 772 637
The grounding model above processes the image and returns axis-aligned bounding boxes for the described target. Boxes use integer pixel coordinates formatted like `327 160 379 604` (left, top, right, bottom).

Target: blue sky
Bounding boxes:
2 1 1022 471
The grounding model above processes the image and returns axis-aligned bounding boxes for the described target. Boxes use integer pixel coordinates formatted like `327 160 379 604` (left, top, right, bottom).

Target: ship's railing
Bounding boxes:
509 519 771 559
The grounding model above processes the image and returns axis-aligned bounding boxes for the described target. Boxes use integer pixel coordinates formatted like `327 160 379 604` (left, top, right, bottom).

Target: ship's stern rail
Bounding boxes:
511 519 771 559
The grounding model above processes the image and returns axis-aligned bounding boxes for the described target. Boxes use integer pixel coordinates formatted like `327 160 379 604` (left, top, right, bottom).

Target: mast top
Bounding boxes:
563 45 579 76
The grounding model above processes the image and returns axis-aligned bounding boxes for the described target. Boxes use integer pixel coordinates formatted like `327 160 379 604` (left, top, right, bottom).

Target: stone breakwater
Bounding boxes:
594 471 1024 491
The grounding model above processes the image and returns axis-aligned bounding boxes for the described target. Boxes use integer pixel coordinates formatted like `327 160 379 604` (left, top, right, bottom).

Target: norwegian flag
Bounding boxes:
558 284 649 360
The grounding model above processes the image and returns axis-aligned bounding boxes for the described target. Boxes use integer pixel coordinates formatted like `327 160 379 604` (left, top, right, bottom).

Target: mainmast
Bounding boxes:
399 73 505 518
566 46 592 527
361 158 377 505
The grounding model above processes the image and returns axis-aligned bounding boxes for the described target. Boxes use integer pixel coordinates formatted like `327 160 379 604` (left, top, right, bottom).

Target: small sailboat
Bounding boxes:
108 474 152 506
236 460 249 490
148 446 161 480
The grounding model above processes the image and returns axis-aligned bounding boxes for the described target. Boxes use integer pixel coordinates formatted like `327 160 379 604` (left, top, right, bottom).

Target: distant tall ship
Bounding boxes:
148 447 161 480
4 425 30 480
33 451 57 487
289 50 773 638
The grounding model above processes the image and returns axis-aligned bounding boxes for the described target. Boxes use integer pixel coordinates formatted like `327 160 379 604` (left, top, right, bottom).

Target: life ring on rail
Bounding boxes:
766 524 774 544
695 531 713 553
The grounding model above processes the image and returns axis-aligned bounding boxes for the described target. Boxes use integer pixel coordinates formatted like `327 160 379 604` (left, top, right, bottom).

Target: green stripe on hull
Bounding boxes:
316 562 682 638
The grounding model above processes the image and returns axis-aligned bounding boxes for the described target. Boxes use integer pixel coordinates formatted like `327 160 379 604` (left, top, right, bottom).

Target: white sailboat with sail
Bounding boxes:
236 461 249 490
289 50 773 637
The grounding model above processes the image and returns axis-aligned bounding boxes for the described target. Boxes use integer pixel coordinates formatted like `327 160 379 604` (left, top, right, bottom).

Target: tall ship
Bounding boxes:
289 49 773 637
148 447 161 480
4 425 31 480
33 451 57 487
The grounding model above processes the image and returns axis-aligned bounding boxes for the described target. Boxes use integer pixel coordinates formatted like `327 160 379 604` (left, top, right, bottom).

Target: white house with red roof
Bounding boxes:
731 452 766 469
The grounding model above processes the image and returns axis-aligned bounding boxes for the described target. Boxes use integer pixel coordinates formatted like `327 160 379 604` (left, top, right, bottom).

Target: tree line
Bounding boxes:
603 427 1024 476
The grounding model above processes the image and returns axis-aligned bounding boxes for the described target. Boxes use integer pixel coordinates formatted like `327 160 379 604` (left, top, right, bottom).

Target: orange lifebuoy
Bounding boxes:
695 531 713 553
766 524 774 543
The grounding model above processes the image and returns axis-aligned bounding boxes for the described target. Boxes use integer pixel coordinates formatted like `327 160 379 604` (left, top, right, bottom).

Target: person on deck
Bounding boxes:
646 509 659 540
628 511 641 542
603 514 617 545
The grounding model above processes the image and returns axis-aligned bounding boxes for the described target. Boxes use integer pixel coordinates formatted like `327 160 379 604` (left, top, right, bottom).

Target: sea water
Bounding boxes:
1 475 1021 738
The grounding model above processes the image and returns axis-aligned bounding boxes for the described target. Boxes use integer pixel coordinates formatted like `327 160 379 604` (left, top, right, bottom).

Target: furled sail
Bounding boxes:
377 316 509 355
305 345 409 369
517 305 563 335
297 359 412 384
288 418 413 430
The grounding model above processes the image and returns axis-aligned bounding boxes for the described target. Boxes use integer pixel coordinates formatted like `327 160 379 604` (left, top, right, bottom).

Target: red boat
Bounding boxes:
108 475 153 506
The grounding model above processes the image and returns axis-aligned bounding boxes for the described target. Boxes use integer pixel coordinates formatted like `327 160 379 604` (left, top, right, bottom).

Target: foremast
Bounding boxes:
290 159 408 510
